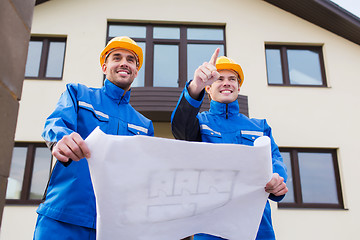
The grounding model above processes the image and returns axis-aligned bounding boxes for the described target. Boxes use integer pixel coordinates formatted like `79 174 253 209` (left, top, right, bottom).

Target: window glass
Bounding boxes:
108 25 146 38
265 48 283 84
153 44 179 87
6 147 27 199
132 42 146 87
25 41 43 77
265 45 326 87
25 37 66 80
287 49 323 85
187 28 224 40
29 147 52 199
107 23 225 87
281 152 294 203
298 152 338 204
278 148 342 209
154 27 180 39
45 41 66 78
187 44 224 81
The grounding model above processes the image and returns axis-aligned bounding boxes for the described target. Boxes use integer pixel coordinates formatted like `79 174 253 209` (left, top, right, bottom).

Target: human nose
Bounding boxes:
119 58 129 67
222 78 231 86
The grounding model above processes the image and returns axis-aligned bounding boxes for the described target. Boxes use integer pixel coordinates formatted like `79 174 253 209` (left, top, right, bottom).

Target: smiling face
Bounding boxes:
205 69 240 104
101 49 138 91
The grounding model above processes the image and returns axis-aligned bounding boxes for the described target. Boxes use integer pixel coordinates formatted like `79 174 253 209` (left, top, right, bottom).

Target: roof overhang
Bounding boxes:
263 0 360 45
35 0 49 5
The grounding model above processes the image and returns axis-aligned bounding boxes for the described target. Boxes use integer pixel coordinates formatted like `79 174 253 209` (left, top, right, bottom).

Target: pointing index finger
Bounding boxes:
209 48 220 66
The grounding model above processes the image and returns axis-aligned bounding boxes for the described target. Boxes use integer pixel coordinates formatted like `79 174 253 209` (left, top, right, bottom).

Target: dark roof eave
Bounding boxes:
35 0 49 5
263 0 360 46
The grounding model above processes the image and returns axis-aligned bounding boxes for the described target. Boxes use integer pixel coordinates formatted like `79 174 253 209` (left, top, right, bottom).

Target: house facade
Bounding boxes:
1 0 360 239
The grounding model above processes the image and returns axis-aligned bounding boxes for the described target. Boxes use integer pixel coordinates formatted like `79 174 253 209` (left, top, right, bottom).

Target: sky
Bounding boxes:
330 0 360 18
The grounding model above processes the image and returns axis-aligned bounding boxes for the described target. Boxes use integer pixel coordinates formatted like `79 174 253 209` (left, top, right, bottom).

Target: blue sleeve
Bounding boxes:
41 84 79 148
171 81 205 141
148 121 155 137
182 80 204 109
263 119 288 202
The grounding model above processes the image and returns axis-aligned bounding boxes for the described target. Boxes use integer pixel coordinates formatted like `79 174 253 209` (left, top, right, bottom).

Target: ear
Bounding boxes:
101 63 107 74
205 85 211 94
205 85 212 101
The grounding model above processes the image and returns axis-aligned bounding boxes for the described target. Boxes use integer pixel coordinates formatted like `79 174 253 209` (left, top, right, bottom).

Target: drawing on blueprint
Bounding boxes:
147 169 239 222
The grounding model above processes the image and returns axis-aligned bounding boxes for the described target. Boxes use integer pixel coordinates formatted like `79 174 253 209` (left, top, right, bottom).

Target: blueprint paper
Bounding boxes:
85 127 273 240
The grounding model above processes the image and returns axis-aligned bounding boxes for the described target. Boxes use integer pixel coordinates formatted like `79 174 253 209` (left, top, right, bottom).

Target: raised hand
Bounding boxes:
188 48 220 99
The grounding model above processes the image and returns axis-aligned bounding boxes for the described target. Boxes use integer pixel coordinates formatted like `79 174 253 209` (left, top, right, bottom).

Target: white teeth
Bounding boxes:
222 90 231 94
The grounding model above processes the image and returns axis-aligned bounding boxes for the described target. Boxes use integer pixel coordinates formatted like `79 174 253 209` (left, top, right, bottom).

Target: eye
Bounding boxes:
127 57 135 63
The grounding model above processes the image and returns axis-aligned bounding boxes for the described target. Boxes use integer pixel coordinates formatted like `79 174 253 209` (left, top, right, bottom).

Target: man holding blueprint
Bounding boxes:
171 48 288 240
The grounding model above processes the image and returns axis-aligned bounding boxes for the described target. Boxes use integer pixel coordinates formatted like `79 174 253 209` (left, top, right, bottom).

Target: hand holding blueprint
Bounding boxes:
85 127 273 240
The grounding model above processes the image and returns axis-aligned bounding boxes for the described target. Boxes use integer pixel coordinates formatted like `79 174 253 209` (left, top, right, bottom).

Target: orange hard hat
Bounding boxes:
216 56 244 87
100 36 143 70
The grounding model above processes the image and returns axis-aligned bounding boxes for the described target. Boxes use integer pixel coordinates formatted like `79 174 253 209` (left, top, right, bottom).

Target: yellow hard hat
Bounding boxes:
216 56 244 87
100 36 143 70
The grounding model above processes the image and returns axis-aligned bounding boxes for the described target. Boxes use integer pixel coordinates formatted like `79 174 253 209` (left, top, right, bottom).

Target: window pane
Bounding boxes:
108 25 146 38
298 152 338 204
153 44 179 87
280 152 294 203
154 27 180 39
29 147 52 200
287 49 323 85
265 48 283 84
132 42 145 87
187 44 224 81
187 28 224 40
6 147 27 199
45 41 66 78
25 41 43 77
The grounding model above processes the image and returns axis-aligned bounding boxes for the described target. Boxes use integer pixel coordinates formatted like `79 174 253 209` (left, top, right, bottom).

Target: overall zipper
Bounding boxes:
226 104 229 119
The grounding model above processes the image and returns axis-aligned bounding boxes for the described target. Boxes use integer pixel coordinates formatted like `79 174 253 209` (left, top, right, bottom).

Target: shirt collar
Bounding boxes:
209 100 239 116
103 79 131 104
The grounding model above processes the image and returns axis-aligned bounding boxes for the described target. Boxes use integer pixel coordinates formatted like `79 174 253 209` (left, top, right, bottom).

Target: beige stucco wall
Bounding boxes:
2 0 360 239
